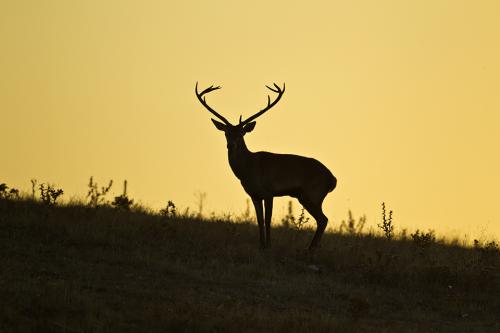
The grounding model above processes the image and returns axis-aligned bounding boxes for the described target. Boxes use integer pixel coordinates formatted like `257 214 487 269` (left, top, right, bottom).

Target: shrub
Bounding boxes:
281 201 310 230
293 208 310 231
0 183 19 200
160 200 177 218
87 176 113 208
377 202 394 240
411 229 436 250
39 183 64 205
112 180 133 210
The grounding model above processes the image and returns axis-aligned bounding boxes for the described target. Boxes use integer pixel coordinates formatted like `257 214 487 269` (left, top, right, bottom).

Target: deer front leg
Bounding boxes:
252 198 265 249
264 197 273 248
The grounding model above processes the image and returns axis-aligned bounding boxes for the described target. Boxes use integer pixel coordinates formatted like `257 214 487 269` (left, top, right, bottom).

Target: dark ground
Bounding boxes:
1 198 499 332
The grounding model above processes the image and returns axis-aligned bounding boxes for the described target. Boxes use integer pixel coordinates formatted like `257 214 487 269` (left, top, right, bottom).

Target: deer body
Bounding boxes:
229 149 335 201
196 82 336 249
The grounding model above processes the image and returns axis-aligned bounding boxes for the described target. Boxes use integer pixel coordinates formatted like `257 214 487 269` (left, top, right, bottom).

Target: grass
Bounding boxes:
1 197 499 332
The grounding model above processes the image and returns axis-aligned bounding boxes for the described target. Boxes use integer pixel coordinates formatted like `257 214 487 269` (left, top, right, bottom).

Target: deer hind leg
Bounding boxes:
252 198 266 249
264 197 273 248
298 195 328 249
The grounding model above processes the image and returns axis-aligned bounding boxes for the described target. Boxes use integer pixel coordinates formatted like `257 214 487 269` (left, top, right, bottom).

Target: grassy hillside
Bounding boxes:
1 197 499 332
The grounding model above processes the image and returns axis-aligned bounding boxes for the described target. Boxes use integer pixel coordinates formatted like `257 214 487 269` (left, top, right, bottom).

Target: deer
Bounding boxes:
195 82 337 249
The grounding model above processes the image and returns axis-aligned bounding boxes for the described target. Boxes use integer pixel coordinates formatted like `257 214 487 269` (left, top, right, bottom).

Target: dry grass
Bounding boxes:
0 198 499 332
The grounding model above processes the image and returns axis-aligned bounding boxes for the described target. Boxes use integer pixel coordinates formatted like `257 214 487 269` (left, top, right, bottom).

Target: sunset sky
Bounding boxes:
1 1 499 240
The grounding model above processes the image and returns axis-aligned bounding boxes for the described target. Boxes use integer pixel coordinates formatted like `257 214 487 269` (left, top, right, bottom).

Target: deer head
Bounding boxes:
195 82 285 152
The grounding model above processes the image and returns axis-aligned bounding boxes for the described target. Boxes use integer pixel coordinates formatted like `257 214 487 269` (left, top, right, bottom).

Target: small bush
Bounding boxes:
160 200 177 218
87 176 113 208
411 229 436 250
293 208 310 231
0 183 20 200
281 201 310 230
112 180 133 210
377 202 394 240
30 179 37 198
39 183 64 205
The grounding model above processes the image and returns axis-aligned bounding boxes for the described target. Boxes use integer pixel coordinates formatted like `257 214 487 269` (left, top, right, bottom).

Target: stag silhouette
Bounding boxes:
196 82 336 249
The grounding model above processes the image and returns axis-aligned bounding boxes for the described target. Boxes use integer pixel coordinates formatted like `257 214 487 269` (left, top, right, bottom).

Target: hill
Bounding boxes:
0 198 499 332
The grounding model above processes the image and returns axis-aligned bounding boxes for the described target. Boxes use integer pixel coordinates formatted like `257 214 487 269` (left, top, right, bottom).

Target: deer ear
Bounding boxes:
243 121 256 133
211 119 227 131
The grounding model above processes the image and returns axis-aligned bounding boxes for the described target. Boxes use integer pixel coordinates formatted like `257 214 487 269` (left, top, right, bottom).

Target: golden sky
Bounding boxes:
1 0 499 239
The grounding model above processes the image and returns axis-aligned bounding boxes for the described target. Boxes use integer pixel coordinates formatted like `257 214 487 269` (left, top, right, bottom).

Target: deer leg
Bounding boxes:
299 198 328 249
252 198 265 249
264 197 273 248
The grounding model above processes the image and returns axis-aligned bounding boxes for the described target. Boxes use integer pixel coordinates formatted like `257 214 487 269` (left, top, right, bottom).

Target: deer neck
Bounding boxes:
227 139 253 180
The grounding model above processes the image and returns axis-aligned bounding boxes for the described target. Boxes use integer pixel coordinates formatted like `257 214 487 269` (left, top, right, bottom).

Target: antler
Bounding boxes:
195 82 231 125
239 83 285 126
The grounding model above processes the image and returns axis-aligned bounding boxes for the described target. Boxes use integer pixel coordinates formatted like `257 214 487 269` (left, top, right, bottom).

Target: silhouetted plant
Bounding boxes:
0 183 7 196
293 208 310 231
30 179 37 198
112 180 133 210
87 176 113 208
378 202 394 239
339 210 366 235
411 229 436 250
39 183 64 205
280 201 310 230
0 183 19 200
9 188 19 199
160 200 177 218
